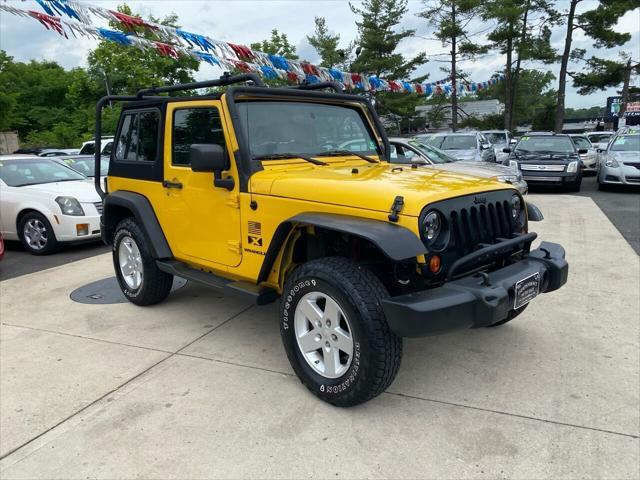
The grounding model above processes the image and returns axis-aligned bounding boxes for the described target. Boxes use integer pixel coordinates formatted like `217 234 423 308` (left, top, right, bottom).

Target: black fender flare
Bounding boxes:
526 201 544 221
257 213 427 284
102 191 172 259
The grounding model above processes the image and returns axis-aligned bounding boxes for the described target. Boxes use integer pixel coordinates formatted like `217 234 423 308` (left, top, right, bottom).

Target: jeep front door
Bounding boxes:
162 100 242 267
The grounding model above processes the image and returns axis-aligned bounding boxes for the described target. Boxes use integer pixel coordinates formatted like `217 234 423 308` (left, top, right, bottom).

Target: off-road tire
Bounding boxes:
280 257 403 407
486 304 529 327
113 217 173 306
18 211 59 255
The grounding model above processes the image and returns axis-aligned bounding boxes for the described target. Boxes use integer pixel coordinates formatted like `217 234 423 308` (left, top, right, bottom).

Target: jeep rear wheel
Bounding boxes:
113 218 173 306
281 257 402 407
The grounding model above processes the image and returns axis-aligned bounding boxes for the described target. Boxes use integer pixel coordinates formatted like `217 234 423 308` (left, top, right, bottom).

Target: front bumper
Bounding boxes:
521 171 580 186
381 241 568 337
598 164 640 186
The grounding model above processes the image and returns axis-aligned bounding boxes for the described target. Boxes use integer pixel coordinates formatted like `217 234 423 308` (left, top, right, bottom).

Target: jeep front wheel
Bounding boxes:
113 218 173 306
280 257 402 407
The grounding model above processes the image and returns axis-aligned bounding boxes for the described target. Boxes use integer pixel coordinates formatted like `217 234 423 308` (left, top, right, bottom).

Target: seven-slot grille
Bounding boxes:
94 202 103 215
449 200 515 256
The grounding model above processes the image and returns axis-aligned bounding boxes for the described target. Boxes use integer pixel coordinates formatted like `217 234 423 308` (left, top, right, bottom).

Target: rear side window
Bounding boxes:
172 107 225 166
115 110 159 163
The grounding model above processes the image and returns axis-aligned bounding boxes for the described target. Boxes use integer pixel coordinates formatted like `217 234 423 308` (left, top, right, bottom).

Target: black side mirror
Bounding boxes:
503 147 511 153
578 148 588 155
190 144 234 190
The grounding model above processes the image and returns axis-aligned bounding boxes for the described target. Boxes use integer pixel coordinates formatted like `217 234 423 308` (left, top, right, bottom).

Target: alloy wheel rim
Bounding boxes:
294 291 354 379
23 219 48 250
118 236 143 290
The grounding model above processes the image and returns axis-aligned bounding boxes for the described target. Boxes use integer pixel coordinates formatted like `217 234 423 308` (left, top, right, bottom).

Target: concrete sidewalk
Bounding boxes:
0 194 638 479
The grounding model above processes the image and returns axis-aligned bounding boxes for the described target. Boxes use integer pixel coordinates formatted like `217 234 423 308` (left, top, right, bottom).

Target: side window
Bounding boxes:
172 107 225 166
115 110 159 163
389 144 398 160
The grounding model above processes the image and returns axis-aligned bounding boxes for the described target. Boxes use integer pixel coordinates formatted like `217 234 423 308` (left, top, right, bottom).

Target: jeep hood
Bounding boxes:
251 162 505 217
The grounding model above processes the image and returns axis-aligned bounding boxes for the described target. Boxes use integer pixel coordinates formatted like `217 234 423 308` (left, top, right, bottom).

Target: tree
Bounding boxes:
250 29 298 59
307 17 344 68
572 55 640 117
350 0 426 79
87 5 199 96
418 0 485 131
480 0 556 130
553 0 637 132
476 69 556 126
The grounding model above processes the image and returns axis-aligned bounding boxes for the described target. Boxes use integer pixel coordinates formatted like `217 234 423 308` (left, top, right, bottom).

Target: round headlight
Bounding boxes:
511 195 521 220
423 211 441 242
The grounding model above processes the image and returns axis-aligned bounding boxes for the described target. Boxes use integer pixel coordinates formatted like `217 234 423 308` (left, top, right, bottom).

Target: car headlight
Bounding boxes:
509 160 519 170
567 161 578 173
604 156 619 168
511 194 522 221
55 196 85 216
423 211 441 242
494 174 518 183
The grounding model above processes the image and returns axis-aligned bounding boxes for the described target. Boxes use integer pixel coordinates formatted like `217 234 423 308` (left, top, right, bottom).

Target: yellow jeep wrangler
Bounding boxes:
94 74 568 407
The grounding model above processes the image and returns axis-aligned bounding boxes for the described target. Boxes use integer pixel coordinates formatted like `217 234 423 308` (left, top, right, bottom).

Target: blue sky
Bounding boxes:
1 0 638 109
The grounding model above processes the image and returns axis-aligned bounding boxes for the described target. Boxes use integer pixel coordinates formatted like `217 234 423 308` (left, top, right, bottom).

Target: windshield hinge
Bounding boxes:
227 240 242 254
388 195 404 222
226 194 240 209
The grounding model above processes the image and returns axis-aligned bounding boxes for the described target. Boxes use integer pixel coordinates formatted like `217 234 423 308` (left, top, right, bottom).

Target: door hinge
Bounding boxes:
227 240 242 254
226 194 240 209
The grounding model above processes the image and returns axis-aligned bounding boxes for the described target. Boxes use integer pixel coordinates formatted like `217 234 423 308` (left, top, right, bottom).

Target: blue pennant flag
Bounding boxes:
305 74 319 84
369 76 382 89
424 84 433 95
402 82 412 93
268 54 289 71
329 69 343 82
98 28 132 46
194 51 220 66
177 30 215 52
260 66 278 79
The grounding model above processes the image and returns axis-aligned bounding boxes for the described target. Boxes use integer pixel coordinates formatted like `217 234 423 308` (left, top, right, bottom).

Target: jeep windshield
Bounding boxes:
515 136 575 154
237 101 381 160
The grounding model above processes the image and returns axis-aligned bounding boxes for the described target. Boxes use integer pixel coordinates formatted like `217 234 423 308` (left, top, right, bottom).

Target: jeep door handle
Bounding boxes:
162 180 183 189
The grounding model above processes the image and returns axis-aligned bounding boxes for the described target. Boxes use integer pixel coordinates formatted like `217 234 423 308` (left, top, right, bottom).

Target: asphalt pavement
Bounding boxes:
1 193 638 479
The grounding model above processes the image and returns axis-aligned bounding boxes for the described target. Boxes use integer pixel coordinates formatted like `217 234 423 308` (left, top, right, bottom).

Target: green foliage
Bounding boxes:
350 0 427 79
459 113 505 130
564 106 604 119
530 94 556 131
307 17 344 68
572 56 639 95
250 29 298 59
475 69 556 126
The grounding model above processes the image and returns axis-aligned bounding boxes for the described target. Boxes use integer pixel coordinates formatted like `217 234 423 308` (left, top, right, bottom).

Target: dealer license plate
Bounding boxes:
514 272 540 309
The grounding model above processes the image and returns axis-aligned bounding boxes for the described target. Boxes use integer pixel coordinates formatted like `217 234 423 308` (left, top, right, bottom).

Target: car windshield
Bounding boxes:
515 135 575 153
571 136 592 149
483 133 507 145
588 133 612 143
426 135 477 150
60 157 109 177
79 143 95 155
610 134 640 152
237 101 380 159
408 141 455 164
0 159 85 187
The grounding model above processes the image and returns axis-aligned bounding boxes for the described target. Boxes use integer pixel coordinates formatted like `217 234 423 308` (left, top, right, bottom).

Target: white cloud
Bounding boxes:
1 0 638 109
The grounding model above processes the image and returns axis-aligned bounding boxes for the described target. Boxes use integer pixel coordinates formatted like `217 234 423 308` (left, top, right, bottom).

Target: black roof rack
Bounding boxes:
135 72 264 98
289 81 344 93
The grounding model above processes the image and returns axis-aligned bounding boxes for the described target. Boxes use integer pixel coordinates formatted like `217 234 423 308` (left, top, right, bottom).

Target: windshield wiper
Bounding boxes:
315 149 379 163
253 153 327 166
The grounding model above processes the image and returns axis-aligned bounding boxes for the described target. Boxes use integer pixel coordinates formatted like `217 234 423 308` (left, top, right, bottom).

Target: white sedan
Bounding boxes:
0 156 102 255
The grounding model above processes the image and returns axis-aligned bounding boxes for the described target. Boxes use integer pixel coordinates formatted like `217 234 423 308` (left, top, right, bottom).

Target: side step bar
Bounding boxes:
156 260 278 305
